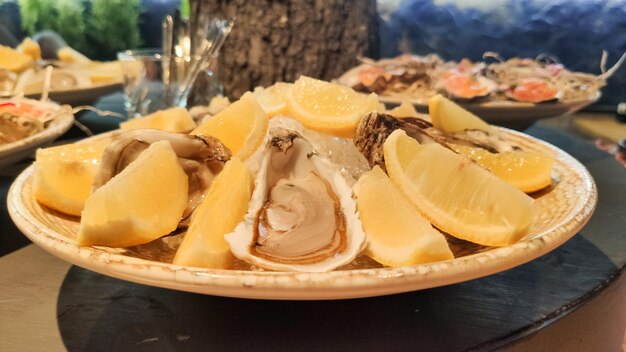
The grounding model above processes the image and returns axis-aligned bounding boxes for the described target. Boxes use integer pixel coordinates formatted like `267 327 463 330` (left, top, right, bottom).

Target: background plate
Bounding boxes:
7 129 597 300
379 96 598 130
0 110 74 168
25 83 123 107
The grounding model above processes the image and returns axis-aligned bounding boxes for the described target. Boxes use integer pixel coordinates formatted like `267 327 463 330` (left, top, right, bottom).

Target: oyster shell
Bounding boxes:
436 71 496 100
93 129 231 224
225 128 366 272
13 68 91 95
0 111 43 144
505 78 561 103
354 112 520 171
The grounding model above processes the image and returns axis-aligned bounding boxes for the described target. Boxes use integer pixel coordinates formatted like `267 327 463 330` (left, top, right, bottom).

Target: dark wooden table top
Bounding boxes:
1 96 625 351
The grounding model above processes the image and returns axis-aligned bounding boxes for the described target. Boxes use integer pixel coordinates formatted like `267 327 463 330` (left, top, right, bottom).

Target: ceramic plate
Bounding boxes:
23 83 123 106
336 65 599 129
0 109 74 168
7 129 597 300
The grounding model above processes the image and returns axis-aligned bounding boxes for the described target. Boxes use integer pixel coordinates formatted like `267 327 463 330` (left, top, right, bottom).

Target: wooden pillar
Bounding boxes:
191 0 379 99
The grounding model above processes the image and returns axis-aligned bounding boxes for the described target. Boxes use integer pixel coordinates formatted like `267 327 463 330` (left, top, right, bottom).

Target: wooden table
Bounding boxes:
1 106 625 351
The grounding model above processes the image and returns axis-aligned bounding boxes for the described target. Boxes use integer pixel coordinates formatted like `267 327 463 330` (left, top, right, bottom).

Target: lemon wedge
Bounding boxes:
383 129 533 246
253 82 292 117
16 38 41 61
33 139 110 216
353 166 453 266
429 94 491 132
173 157 253 269
451 144 554 193
57 47 91 65
285 76 379 138
120 107 196 133
78 141 188 247
192 92 268 160
388 101 422 119
0 45 34 73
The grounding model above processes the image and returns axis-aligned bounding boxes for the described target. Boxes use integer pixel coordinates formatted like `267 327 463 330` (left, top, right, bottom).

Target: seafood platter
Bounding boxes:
8 76 596 299
337 52 625 125
0 39 123 105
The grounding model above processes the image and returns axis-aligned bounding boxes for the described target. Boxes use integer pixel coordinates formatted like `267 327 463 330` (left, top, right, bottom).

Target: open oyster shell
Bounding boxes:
225 128 366 272
93 129 231 225
354 112 520 171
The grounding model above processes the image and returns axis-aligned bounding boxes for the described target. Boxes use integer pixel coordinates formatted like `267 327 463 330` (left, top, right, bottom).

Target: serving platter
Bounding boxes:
0 109 74 168
7 128 596 300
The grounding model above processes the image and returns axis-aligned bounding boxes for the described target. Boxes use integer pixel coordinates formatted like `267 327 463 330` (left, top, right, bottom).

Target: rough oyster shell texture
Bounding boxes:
354 112 520 171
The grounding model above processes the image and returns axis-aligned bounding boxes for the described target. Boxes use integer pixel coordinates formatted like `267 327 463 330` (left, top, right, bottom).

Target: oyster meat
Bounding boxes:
0 111 43 144
354 112 520 171
436 70 496 100
225 128 366 272
93 129 231 224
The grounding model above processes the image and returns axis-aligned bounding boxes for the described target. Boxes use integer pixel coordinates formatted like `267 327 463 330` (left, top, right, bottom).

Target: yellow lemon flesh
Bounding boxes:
83 61 123 84
286 75 379 138
0 45 34 73
192 92 268 160
120 107 196 133
253 82 292 117
173 157 253 269
33 139 110 216
383 129 534 247
57 47 91 65
429 94 491 133
388 101 423 119
16 38 41 61
78 141 188 247
353 166 454 266
450 144 554 193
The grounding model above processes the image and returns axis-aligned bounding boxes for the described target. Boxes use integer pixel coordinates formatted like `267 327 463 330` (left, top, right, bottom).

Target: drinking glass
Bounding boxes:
117 49 175 118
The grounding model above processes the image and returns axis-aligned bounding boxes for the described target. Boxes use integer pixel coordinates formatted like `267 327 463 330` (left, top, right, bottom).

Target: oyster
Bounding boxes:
505 78 560 103
93 129 231 224
225 128 366 272
354 112 519 171
13 68 91 95
0 111 43 144
436 70 496 100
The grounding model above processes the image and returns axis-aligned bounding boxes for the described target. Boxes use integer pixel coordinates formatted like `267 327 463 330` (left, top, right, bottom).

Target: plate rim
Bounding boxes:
6 128 597 300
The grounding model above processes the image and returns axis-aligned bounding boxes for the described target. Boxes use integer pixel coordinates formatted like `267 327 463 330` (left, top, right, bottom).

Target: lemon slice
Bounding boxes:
173 157 253 269
33 139 110 216
0 45 34 73
384 129 534 246
388 101 422 119
253 82 292 117
57 47 91 65
286 75 379 138
192 92 268 160
353 166 453 266
429 94 491 132
78 141 188 247
16 38 41 61
120 107 196 133
82 61 123 84
450 145 554 193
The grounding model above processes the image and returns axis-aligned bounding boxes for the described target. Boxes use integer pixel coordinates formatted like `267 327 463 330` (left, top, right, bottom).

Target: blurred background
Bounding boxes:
1 0 624 107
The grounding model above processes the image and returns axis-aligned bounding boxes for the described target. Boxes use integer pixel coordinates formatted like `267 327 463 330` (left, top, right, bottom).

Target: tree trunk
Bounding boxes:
191 0 379 99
